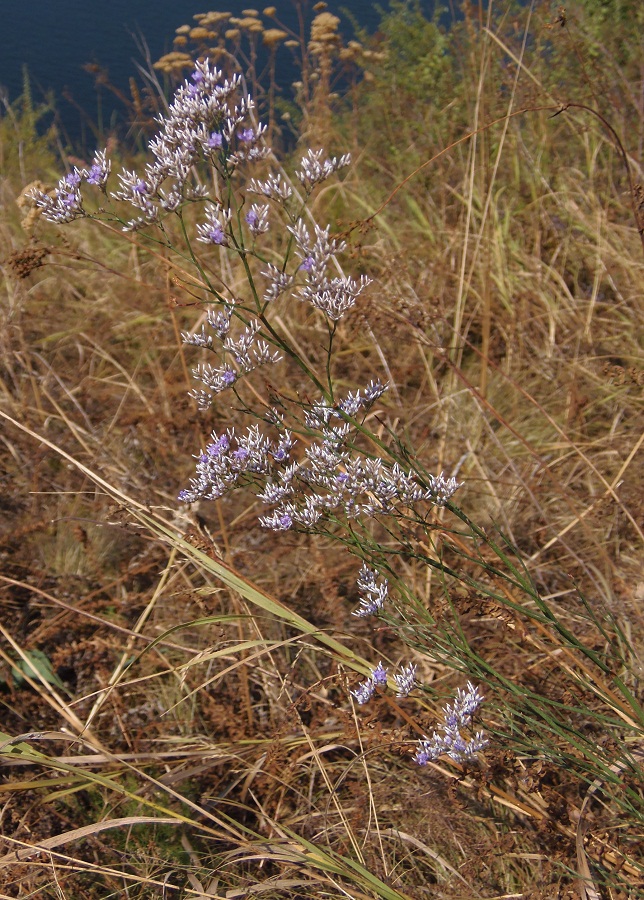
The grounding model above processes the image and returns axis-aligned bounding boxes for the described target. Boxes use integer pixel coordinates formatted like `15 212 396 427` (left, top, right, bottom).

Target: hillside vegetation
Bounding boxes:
0 1 642 897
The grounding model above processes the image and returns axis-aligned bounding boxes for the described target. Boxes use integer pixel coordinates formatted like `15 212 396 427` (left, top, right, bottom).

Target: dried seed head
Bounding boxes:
153 52 194 74
197 11 232 27
238 16 263 30
189 26 214 40
263 28 287 46
310 11 340 44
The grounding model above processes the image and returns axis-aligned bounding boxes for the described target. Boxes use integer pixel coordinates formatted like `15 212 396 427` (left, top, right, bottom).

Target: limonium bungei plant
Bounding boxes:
30 58 643 813
29 58 487 769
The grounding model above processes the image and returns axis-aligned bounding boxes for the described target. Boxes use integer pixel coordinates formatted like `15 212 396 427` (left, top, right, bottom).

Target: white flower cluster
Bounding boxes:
255 386 462 531
295 149 351 192
287 219 371 321
183 311 282 410
353 565 388 617
30 61 270 232
112 60 268 230
196 203 232 246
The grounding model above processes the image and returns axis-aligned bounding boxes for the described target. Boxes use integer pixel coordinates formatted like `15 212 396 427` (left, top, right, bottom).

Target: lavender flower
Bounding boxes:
206 131 223 149
295 149 351 192
351 678 375 705
28 170 86 223
110 170 161 230
423 473 463 507
245 203 270 236
85 150 111 187
393 663 417 698
371 661 388 686
288 219 371 321
414 682 488 766
33 51 477 781
271 432 295 463
353 565 388 617
196 204 231 246
187 315 281 408
259 510 294 531
207 305 235 339
338 380 388 417
351 662 389 705
178 425 272 503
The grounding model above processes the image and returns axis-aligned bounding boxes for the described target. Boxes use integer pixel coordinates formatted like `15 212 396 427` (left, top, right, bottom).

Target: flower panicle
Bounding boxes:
295 148 351 192
27 150 112 224
351 659 416 706
393 662 417 698
350 661 388 705
353 564 388 617
414 682 488 766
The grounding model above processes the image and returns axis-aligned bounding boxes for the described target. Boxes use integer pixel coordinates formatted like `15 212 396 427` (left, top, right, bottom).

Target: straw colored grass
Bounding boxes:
0 2 642 897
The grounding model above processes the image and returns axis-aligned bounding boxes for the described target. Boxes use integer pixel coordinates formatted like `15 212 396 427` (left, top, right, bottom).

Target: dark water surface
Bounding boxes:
1 0 430 145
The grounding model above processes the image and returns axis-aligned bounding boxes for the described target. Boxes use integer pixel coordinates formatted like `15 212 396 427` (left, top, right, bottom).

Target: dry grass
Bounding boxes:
0 2 642 898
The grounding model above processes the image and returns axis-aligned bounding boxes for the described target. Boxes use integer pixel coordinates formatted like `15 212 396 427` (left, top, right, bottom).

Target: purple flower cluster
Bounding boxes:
180 376 398 516
178 425 278 503
28 61 465 537
196 202 232 246
33 61 271 232
353 565 388 617
286 219 371 321
351 659 417 705
413 682 488 765
245 203 270 236
182 312 282 410
256 403 458 532
28 151 110 223
350 661 388 705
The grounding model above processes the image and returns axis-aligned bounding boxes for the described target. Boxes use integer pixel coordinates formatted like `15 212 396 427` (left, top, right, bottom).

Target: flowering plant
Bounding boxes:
30 58 489 767
16 13 644 894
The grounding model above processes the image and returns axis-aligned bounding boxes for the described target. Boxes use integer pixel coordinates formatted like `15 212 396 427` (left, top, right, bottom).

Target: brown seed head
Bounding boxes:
153 51 195 73
310 12 340 45
238 16 263 30
197 11 232 27
263 28 287 46
189 27 214 41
